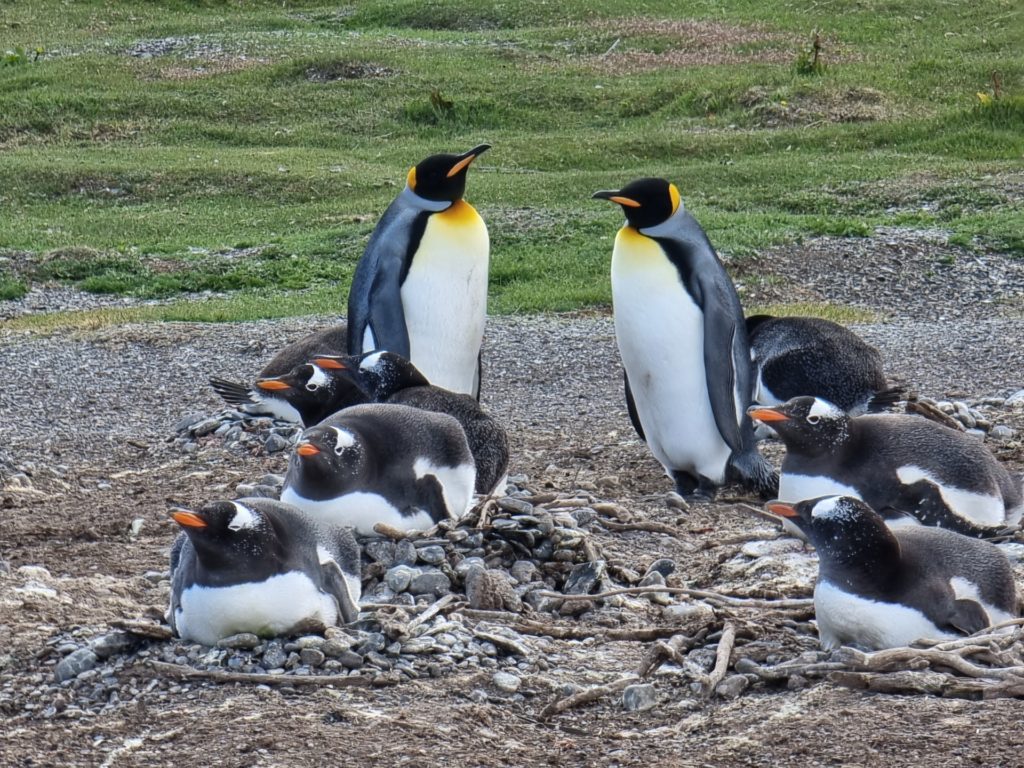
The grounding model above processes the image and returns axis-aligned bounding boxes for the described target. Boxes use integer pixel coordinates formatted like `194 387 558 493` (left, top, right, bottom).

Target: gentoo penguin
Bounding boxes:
313 351 509 496
217 363 373 427
346 145 491 398
209 324 349 420
280 403 476 535
768 496 1017 650
593 178 777 500
747 315 903 415
750 396 1023 538
167 498 361 646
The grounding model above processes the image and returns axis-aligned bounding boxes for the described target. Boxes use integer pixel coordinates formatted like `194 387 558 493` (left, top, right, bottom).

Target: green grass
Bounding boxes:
0 0 1021 323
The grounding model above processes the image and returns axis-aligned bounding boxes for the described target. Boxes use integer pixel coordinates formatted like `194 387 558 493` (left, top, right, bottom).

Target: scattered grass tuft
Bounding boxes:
748 302 879 324
0 275 28 301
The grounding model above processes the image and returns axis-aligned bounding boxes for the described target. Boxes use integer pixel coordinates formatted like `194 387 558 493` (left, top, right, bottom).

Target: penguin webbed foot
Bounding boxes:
727 452 779 500
672 471 716 502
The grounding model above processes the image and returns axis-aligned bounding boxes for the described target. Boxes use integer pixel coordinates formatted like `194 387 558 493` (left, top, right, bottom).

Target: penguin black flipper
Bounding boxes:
697 273 748 455
623 370 646 441
320 560 360 624
413 473 452 523
347 204 426 358
209 377 257 408
889 479 1017 540
949 599 992 635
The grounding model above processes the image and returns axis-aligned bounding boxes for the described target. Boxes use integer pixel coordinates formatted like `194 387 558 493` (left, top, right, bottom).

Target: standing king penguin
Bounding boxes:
346 145 491 398
594 178 777 499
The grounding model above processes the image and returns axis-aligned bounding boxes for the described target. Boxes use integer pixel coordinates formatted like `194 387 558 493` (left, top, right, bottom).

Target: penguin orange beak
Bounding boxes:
296 443 321 457
446 144 490 178
257 379 291 391
766 502 799 519
170 509 208 529
748 407 789 423
313 358 346 370
592 190 642 208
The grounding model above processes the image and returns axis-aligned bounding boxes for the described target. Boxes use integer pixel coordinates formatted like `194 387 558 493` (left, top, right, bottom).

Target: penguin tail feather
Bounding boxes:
728 451 779 500
866 384 906 412
209 377 257 407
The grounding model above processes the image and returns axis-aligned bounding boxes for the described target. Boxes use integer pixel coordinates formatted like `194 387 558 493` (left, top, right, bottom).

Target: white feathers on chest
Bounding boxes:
610 229 730 483
280 486 435 536
175 571 338 646
401 204 488 395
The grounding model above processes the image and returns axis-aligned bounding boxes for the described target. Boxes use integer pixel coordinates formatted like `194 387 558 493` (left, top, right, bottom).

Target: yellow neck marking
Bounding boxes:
436 199 481 225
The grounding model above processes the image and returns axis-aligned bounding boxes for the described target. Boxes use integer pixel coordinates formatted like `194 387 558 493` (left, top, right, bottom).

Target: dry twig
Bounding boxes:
540 675 638 719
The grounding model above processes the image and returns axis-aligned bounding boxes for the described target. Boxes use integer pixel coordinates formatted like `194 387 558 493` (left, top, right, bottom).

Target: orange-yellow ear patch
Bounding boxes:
407 166 417 190
669 183 681 215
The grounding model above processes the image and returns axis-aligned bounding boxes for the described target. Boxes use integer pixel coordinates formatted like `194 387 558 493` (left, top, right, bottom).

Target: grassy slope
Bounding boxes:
0 0 1021 320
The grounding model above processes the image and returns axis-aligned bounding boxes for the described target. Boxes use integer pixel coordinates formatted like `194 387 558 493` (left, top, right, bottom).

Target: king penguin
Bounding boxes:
593 178 777 500
750 396 1023 538
346 145 491 398
768 495 1017 650
167 498 361 646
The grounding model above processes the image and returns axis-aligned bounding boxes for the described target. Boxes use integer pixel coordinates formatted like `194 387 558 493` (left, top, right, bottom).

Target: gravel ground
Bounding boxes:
2 231 1024 767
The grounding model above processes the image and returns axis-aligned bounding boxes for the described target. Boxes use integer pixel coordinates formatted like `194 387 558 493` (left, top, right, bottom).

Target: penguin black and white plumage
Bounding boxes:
209 324 350 421
346 145 491 398
750 396 1023 538
167 498 361 646
768 496 1017 650
312 351 510 496
280 403 476 535
593 178 777 500
747 314 903 415
235 363 373 427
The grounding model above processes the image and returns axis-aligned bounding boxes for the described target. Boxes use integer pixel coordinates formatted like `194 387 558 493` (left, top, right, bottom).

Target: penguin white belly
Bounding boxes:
814 581 955 650
612 232 731 483
280 486 435 536
896 465 1005 526
778 473 862 504
413 457 476 520
176 572 338 647
401 201 488 395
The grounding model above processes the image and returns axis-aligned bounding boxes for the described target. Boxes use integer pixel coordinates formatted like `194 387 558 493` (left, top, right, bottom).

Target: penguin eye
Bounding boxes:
305 382 319 392
334 445 345 456
807 415 821 425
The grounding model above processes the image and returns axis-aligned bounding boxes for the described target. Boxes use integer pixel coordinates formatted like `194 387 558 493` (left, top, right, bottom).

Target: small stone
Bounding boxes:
1005 389 1024 406
638 571 671 605
174 412 207 433
417 545 446 566
990 425 1016 442
408 570 451 595
509 560 539 584
191 418 222 437
622 683 657 712
217 633 261 650
262 643 287 670
364 540 396 565
322 637 353 657
54 649 99 682
394 539 417 566
715 675 750 699
562 560 606 595
464 566 523 612
965 428 986 440
455 556 486 578
299 648 326 667
265 434 290 453
337 650 364 669
385 565 416 593
89 631 138 659
260 473 285 488
469 688 489 703
644 558 676 578
662 602 716 626
401 637 436 654
497 498 534 515
492 671 521 693
295 636 325 650
234 483 278 499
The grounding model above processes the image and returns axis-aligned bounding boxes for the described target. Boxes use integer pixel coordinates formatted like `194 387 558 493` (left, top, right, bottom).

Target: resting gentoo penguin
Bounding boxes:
750 396 1023 538
768 496 1017 649
209 324 349 420
280 403 476 535
312 351 510 496
167 498 361 646
593 178 777 500
346 145 491 398
218 363 373 427
747 315 903 415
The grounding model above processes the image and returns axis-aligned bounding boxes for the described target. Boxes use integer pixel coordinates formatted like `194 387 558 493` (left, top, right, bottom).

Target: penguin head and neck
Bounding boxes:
748 396 850 457
592 177 684 232
290 425 367 499
405 144 490 208
769 495 900 582
358 350 430 398
170 501 286 581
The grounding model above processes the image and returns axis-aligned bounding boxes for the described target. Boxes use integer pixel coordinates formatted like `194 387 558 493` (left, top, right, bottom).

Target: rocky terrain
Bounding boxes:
2 231 1024 767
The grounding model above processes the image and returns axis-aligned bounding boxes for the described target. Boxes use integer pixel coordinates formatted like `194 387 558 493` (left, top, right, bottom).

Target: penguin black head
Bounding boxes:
315 350 430 400
407 144 490 204
291 424 365 492
170 500 282 572
748 396 850 456
257 363 372 426
768 495 899 570
592 177 682 230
